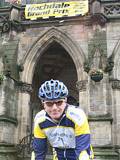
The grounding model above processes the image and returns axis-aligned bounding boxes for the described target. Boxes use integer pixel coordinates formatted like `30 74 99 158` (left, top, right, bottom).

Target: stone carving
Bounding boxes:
91 0 101 15
92 48 100 69
76 80 88 91
4 74 32 93
104 4 120 17
91 46 106 70
84 30 114 75
91 2 120 18
1 19 23 33
104 55 114 73
84 44 106 77
0 73 4 85
16 82 33 93
0 15 9 34
111 79 120 90
0 7 23 35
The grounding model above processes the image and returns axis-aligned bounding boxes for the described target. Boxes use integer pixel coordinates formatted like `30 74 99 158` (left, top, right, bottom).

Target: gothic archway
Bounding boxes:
21 27 86 84
30 40 79 133
19 27 87 147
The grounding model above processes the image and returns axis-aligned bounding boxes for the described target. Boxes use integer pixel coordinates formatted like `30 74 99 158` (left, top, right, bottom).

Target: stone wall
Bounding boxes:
0 1 120 159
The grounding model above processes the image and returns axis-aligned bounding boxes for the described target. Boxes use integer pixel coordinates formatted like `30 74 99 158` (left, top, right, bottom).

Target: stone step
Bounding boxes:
18 150 119 160
18 155 53 160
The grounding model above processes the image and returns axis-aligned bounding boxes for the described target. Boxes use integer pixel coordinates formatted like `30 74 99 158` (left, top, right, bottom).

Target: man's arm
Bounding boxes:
32 137 47 160
74 109 94 159
32 115 47 160
75 134 91 157
66 106 93 159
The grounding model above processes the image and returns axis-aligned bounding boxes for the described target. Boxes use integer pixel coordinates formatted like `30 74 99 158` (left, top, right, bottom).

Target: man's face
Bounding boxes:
43 99 67 121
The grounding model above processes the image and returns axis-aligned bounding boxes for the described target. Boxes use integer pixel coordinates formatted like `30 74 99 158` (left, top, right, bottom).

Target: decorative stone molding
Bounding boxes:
0 115 18 126
0 6 24 35
84 29 114 78
91 0 101 15
0 73 4 85
0 144 17 160
0 14 9 34
76 80 88 91
84 29 107 74
103 4 120 17
16 82 33 93
90 0 108 26
110 79 120 90
88 114 113 123
104 55 114 73
4 72 32 93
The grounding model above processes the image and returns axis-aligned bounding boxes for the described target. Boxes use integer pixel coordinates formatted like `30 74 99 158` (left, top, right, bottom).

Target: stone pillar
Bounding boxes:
89 74 111 116
15 82 32 143
76 76 119 159
90 75 119 159
76 80 89 114
111 79 120 146
0 77 18 160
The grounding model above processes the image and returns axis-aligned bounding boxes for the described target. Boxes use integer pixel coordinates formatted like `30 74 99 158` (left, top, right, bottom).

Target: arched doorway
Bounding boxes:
30 41 78 134
19 27 86 157
28 41 78 155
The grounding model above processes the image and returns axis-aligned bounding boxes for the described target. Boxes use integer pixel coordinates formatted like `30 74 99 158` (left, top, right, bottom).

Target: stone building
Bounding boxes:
0 0 120 159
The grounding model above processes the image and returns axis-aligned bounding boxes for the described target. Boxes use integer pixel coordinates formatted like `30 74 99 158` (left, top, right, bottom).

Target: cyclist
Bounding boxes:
32 79 94 160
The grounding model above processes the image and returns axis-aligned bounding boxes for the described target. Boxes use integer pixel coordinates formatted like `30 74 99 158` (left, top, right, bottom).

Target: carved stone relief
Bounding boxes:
110 79 120 89
104 4 120 17
84 29 114 75
76 80 88 91
16 82 33 93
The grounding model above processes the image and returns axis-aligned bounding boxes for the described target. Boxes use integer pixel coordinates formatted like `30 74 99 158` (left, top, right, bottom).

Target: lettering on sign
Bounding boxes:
25 1 88 20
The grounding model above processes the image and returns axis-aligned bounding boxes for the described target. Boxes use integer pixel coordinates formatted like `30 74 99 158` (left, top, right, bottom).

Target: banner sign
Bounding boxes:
25 0 88 20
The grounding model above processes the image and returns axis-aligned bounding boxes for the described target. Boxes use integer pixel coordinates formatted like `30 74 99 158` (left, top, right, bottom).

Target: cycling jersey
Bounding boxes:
32 104 94 160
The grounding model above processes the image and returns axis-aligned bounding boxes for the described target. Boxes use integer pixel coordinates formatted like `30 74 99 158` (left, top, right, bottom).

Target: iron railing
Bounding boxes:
17 134 33 158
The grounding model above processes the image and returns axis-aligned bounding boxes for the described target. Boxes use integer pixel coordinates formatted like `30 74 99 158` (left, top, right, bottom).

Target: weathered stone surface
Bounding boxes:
0 1 120 160
0 144 17 160
89 121 112 146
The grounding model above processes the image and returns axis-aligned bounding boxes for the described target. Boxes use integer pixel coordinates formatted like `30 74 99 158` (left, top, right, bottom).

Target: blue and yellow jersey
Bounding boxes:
32 105 94 160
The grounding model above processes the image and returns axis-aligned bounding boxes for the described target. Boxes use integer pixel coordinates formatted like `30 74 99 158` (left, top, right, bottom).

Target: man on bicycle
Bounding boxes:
32 79 94 160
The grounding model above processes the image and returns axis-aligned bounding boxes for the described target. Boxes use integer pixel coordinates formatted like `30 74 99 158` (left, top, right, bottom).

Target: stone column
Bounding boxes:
88 74 111 116
89 75 119 159
76 77 119 159
0 77 18 160
111 79 120 146
76 80 89 115
15 82 32 143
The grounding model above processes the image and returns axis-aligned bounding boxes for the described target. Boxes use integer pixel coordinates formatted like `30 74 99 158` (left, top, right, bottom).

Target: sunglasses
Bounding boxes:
43 100 65 107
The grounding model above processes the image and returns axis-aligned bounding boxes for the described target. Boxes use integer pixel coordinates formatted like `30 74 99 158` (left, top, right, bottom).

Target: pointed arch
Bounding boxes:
112 39 120 79
21 27 86 83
